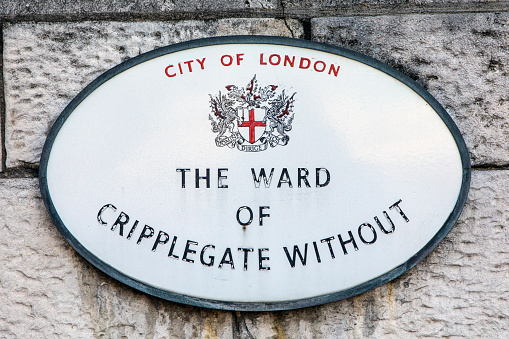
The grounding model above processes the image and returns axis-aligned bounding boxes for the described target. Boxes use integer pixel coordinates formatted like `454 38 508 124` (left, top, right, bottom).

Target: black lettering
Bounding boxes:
200 245 215 266
218 168 228 188
195 168 210 188
176 168 190 188
283 244 308 268
136 225 154 245
259 248 270 270
152 231 169 251
251 168 274 188
182 240 198 263
298 168 311 188
277 168 293 188
238 248 254 270
126 220 139 240
168 236 179 259
338 231 359 255
259 206 270 226
110 211 129 236
111 214 130 237
97 204 116 225
316 168 330 187
313 241 321 263
375 211 395 234
236 206 253 226
390 199 409 222
219 247 235 269
321 236 336 259
358 223 377 244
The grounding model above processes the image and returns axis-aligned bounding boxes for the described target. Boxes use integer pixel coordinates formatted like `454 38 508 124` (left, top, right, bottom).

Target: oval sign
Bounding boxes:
40 36 470 311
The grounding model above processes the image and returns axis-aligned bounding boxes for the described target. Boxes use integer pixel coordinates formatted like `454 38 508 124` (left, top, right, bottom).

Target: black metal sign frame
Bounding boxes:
39 36 471 311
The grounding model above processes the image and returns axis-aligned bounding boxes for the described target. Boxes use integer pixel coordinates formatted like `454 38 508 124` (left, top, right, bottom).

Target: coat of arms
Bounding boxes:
209 75 296 152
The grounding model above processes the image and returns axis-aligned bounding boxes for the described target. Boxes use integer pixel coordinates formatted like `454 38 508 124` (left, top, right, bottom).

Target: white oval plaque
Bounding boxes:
40 36 470 310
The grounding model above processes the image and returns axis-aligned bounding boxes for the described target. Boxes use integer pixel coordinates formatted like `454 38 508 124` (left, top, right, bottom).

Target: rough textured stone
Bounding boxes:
0 0 277 16
0 93 3 172
1 171 508 338
1 0 506 16
312 13 509 166
283 0 507 8
3 20 303 168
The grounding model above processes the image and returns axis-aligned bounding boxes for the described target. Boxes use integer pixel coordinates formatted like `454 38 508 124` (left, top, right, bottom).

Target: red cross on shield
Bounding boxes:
238 108 266 144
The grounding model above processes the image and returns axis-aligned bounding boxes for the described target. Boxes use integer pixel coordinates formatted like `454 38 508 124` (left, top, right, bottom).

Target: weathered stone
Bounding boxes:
1 0 505 17
312 13 509 166
1 170 507 337
283 0 507 9
0 95 3 172
0 0 277 16
3 20 303 168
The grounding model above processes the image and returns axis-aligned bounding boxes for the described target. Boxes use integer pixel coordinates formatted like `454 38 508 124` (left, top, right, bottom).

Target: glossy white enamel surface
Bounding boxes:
44 43 465 303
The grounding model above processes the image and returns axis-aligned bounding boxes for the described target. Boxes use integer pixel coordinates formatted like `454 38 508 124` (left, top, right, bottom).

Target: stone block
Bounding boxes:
312 13 509 166
0 0 277 16
3 19 303 168
283 0 505 9
0 94 3 172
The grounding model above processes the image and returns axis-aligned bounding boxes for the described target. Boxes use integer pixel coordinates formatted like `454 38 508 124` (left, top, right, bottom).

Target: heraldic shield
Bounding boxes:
209 75 296 152
238 107 267 145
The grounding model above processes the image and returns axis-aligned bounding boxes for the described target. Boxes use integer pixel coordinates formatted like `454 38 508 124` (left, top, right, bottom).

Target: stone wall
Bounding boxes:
1 1 508 338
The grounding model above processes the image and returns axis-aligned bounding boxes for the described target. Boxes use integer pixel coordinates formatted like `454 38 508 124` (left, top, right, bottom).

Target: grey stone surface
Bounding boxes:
0 0 277 16
1 171 507 337
283 0 507 8
1 0 507 17
312 13 509 166
0 95 3 172
3 20 303 169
